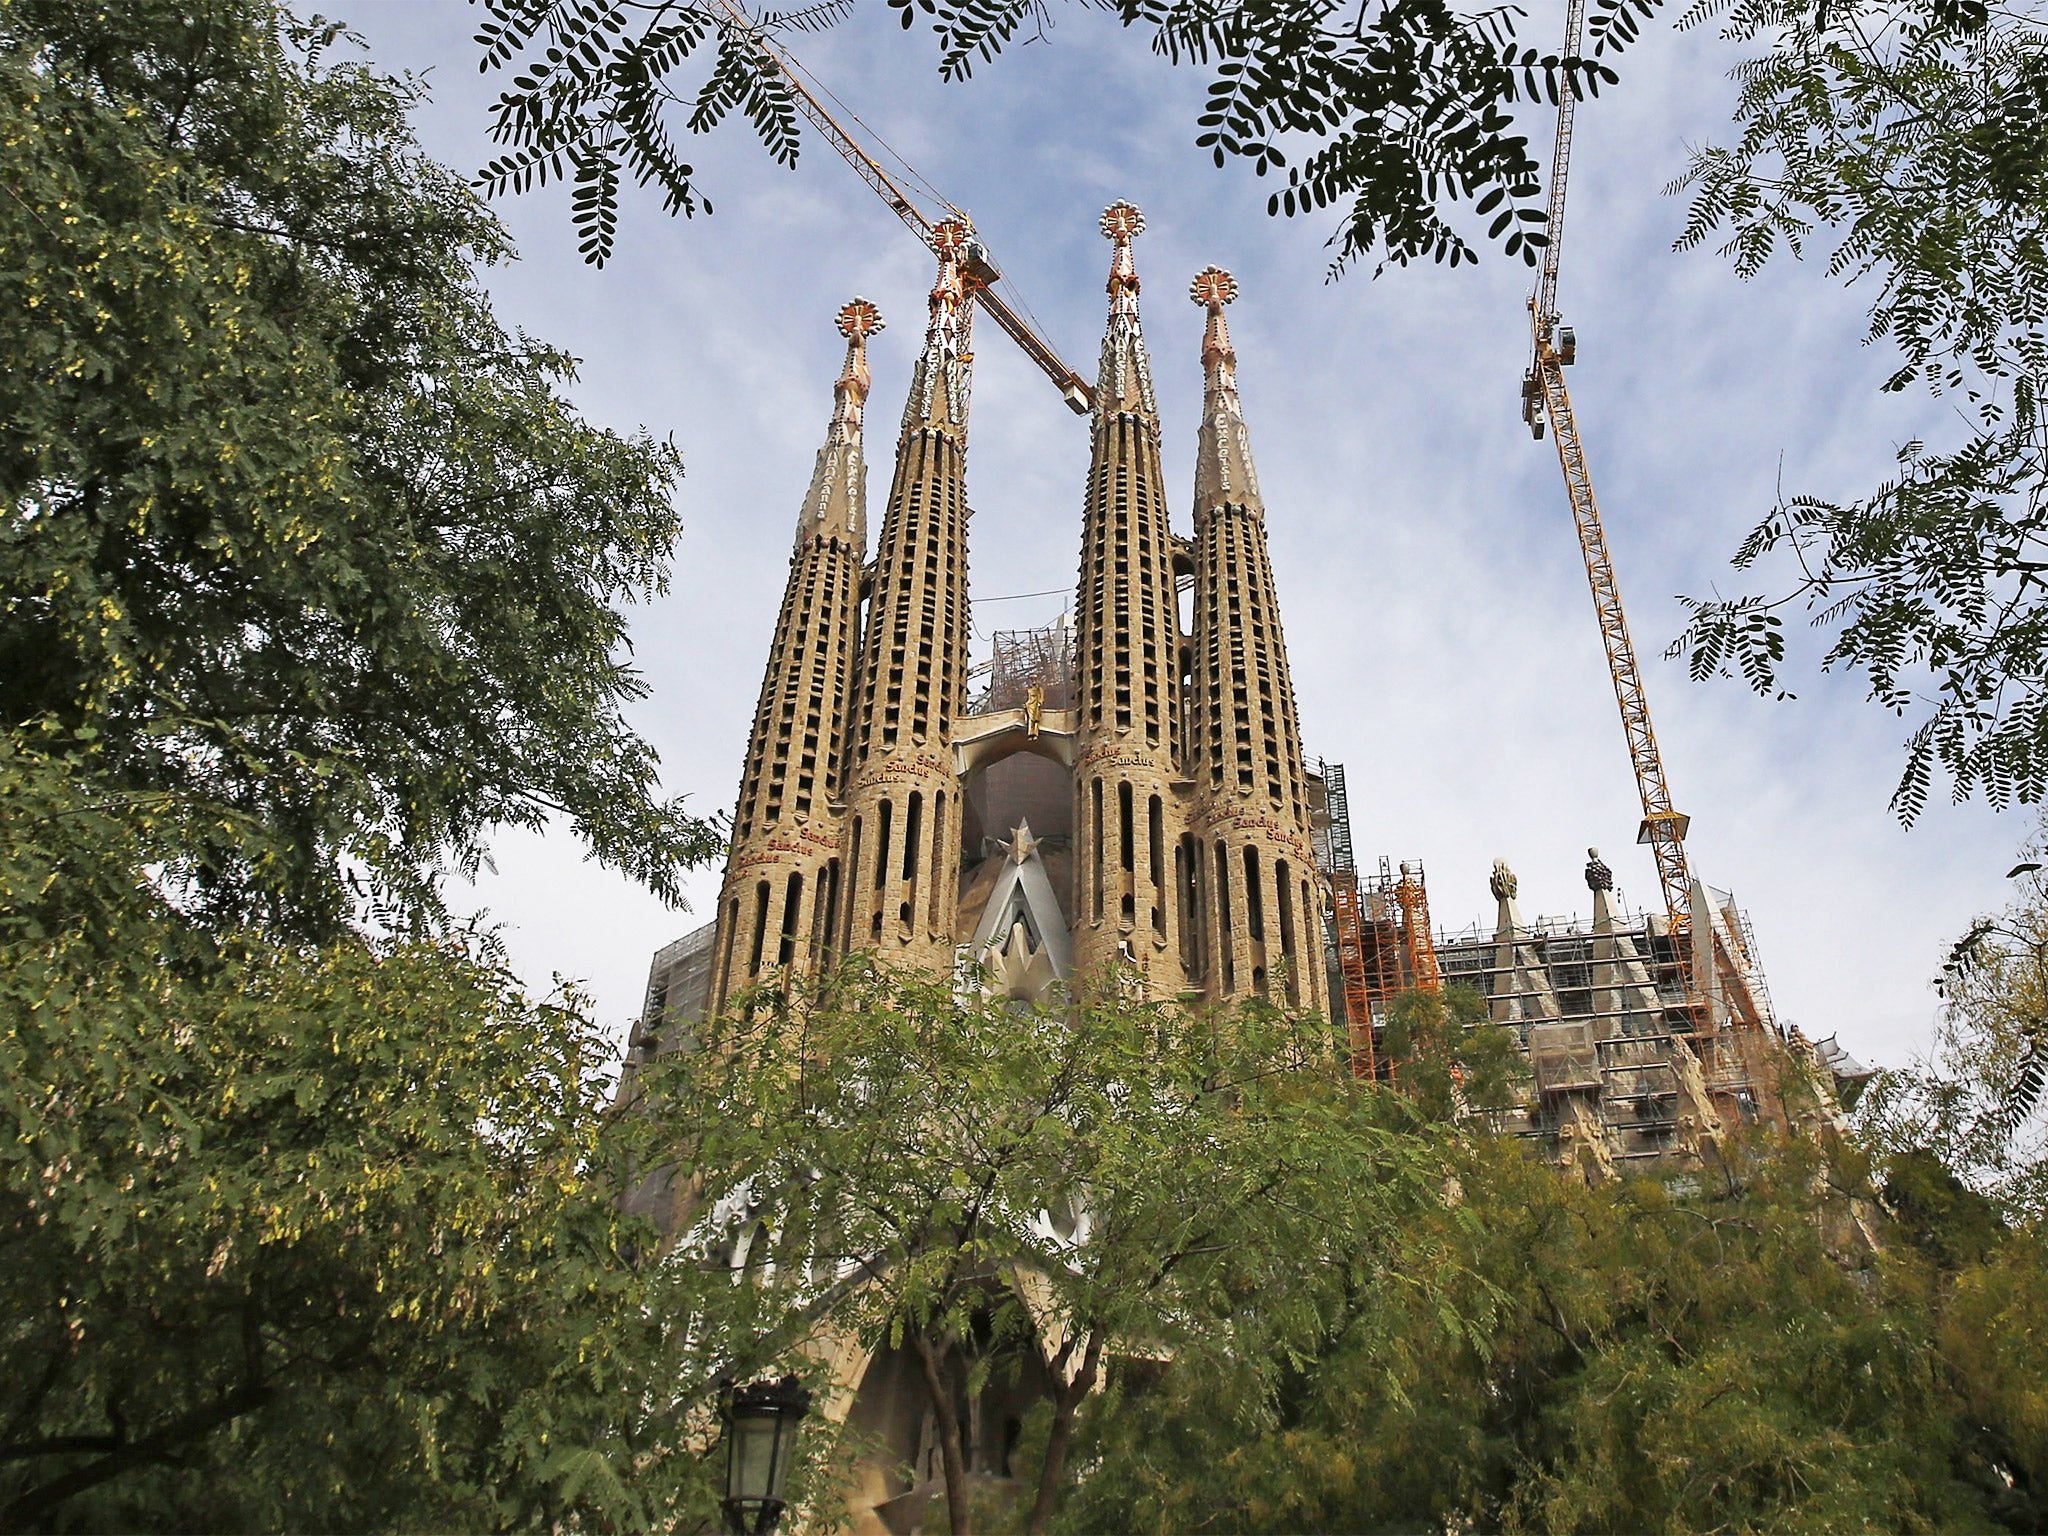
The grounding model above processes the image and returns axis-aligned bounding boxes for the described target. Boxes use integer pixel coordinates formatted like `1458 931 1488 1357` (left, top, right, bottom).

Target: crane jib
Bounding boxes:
709 0 1092 413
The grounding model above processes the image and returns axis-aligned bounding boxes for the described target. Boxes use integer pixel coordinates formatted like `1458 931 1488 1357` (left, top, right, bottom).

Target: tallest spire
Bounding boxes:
1191 266 1263 516
901 218 975 437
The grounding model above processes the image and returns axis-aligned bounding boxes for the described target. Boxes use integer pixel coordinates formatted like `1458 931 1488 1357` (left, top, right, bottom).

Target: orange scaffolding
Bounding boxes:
1317 761 1439 1079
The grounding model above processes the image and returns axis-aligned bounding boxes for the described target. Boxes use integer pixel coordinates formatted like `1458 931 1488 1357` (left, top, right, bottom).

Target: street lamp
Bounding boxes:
719 1375 813 1536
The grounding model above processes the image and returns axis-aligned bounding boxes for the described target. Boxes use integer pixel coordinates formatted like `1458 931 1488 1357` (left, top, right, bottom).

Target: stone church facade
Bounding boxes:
674 204 1325 1023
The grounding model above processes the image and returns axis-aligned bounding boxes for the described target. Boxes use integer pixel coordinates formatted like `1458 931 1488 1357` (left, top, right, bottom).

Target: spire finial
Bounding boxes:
1091 201 1155 418
831 297 882 424
926 218 972 342
1190 266 1262 514
1190 265 1237 307
837 297 884 343
1191 264 1238 378
903 220 975 435
798 298 883 549
1101 201 1145 318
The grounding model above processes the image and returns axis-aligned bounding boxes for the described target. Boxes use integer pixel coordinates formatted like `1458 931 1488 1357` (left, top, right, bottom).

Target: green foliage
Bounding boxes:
1856 836 2048 1225
0 743 727 1532
1 0 718 935
1884 1148 2008 1269
0 3 744 1523
1941 1231 2048 1527
1668 0 2048 820
1055 1134 2006 1534
642 964 1441 1534
1379 983 1527 1118
472 0 1647 273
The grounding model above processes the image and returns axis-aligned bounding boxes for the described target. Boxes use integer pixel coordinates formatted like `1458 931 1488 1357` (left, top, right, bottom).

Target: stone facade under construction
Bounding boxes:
636 203 1852 1155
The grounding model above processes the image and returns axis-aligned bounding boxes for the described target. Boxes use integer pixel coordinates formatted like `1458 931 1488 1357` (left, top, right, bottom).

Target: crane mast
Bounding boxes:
1521 0 1696 950
705 0 1094 413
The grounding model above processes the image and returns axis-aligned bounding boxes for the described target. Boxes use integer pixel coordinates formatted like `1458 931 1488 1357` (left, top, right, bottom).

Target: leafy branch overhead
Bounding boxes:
473 0 1663 271
1668 0 2048 820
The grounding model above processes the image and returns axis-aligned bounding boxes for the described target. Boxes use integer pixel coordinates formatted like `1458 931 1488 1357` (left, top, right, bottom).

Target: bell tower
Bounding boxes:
1184 268 1325 1015
709 299 881 1012
837 223 977 971
1070 203 1192 995
681 220 1333 1027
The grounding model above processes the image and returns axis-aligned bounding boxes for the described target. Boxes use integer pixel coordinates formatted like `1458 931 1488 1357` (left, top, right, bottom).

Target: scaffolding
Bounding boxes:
1431 897 1780 1159
1392 862 1442 994
971 618 1075 715
1314 759 1439 1080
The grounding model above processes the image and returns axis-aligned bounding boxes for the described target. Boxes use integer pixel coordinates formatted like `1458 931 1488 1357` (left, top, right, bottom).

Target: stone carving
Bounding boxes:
1584 846 1613 893
1489 859 1518 902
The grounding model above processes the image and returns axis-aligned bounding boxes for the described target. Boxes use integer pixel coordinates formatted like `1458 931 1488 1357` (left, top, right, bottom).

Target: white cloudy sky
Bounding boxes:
348 0 2019 1067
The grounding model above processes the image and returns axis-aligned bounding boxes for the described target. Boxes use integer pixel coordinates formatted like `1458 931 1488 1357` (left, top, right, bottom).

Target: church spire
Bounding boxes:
1183 266 1322 1016
708 300 881 1012
1191 265 1262 516
796 297 882 549
1094 200 1157 420
1069 201 1188 995
842 229 978 969
901 218 975 438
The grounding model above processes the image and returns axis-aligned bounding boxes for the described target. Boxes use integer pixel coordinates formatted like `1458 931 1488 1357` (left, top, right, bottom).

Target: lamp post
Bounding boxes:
719 1375 813 1536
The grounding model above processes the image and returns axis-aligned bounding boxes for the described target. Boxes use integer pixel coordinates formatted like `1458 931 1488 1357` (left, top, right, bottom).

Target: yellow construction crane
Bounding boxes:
705 0 1094 414
1520 0 1695 951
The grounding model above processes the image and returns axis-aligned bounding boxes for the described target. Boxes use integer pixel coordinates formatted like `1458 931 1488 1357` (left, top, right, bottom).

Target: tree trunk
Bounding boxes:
1024 1325 1103 1536
0 1382 272 1529
913 1329 973 1536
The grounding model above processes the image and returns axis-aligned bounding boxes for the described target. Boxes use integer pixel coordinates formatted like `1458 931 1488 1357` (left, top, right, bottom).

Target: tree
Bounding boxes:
467 0 1661 273
1855 828 2048 1225
640 962 1441 1536
1054 1129 2010 1533
2 3 742 1523
1669 0 2048 821
1 0 720 937
1378 983 1528 1121
0 742 740 1532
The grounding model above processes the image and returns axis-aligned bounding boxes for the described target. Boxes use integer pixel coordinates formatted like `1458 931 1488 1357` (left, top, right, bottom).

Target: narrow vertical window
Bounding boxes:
929 792 947 928
1215 841 1236 992
819 858 841 961
844 817 863 952
1092 779 1105 922
748 880 771 977
1244 846 1265 943
1149 795 1166 937
903 792 923 881
1275 860 1298 1006
901 792 923 926
778 872 803 968
874 800 893 890
717 896 741 1010
1118 781 1136 926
